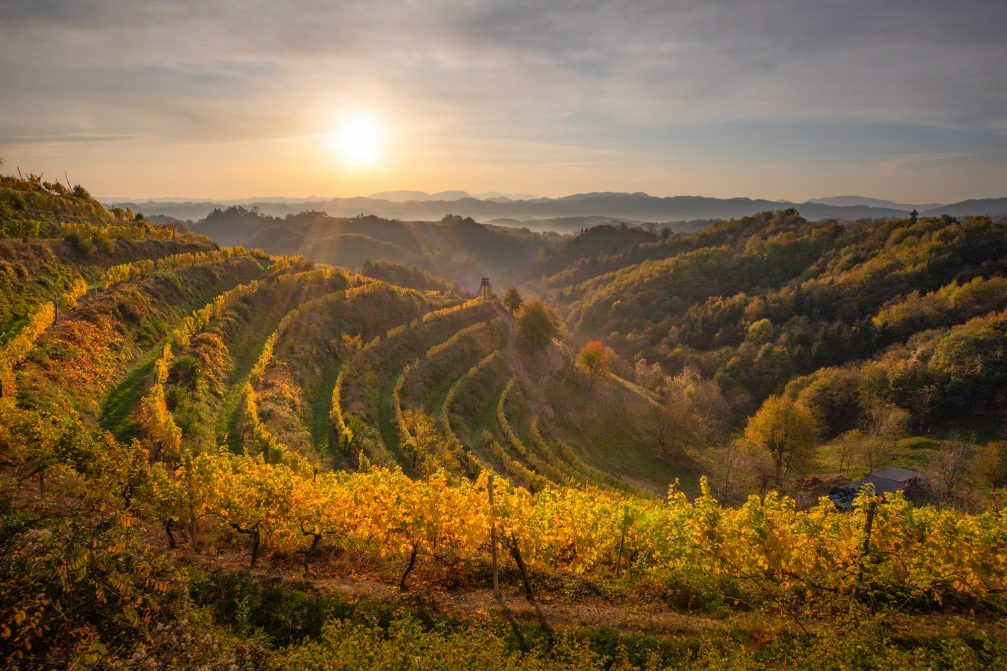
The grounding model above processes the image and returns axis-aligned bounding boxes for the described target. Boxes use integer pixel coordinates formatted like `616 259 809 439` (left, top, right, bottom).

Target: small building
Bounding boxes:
829 466 928 510
477 277 493 300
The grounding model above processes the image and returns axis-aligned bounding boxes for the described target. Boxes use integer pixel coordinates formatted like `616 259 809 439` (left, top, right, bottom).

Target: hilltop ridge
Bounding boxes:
106 189 1007 227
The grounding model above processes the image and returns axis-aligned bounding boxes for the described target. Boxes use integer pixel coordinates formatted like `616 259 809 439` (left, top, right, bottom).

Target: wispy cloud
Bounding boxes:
0 130 142 144
0 0 1004 201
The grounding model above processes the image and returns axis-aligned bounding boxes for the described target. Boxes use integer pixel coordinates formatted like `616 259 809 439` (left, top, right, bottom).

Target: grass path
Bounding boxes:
311 363 342 459
218 307 291 452
0 317 27 346
178 545 724 637
378 373 415 476
99 342 161 440
609 373 664 409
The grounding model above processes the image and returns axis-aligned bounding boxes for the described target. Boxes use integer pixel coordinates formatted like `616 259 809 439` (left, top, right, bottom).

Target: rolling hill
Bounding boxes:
923 197 1007 217
520 210 1007 441
108 189 996 228
2 174 1006 670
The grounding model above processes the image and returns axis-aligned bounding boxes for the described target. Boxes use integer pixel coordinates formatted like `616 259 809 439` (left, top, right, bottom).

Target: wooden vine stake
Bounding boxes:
614 504 629 577
489 473 500 600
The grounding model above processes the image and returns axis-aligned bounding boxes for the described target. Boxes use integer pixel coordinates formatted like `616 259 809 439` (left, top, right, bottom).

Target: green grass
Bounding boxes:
99 343 161 441
217 310 288 452
466 379 510 464
0 316 27 346
310 362 342 457
550 379 694 495
378 374 414 476
813 433 964 483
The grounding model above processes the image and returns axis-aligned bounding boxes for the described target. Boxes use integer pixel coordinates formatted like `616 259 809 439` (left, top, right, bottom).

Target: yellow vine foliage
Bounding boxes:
0 302 55 399
156 452 1007 603
100 246 262 289
61 277 88 309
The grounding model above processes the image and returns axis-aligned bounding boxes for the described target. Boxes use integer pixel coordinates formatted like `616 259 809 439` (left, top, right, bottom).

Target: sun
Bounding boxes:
333 115 380 165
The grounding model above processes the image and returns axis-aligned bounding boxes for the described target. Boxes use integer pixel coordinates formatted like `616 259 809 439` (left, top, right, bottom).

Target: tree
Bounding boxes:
740 395 819 485
792 367 862 438
642 401 697 461
746 318 775 344
833 429 862 477
664 367 731 442
516 301 559 355
973 440 1007 489
575 340 610 390
642 369 730 462
502 286 523 313
930 435 973 503
859 399 909 471
633 358 666 392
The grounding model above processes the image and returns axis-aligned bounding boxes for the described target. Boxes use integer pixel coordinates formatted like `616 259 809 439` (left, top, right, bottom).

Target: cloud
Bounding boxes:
0 0 1004 200
0 132 141 145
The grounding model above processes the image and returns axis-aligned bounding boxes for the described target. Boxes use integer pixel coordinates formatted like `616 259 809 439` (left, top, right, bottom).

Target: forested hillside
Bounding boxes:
526 211 1007 429
179 207 556 291
1 177 1005 669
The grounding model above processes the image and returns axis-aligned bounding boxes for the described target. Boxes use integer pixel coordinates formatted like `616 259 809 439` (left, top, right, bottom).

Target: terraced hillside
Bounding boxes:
3 176 1006 670
0 177 664 495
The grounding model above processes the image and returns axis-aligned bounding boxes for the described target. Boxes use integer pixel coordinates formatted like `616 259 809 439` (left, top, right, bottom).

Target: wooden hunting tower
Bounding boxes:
478 277 493 300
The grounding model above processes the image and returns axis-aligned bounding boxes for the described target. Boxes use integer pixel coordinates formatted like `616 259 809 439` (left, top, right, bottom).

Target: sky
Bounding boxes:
0 0 1005 203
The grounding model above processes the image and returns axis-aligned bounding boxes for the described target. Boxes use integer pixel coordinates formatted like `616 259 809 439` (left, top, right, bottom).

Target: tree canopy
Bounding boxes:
517 300 559 355
575 340 610 388
740 395 819 485
502 286 523 313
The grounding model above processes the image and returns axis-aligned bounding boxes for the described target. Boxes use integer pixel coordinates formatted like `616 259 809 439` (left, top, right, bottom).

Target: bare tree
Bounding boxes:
633 358 667 393
641 402 686 460
706 444 759 502
834 429 862 477
930 436 973 503
859 400 909 471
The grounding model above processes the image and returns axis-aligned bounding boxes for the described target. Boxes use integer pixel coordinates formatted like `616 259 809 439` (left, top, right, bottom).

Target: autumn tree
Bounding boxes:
643 367 730 460
502 286 523 313
576 340 610 390
516 300 559 355
973 440 1007 489
633 358 667 393
859 399 909 471
665 367 731 439
740 395 819 485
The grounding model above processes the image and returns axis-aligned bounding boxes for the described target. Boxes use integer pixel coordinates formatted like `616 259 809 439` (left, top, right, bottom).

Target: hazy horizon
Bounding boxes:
91 189 976 209
2 0 1006 204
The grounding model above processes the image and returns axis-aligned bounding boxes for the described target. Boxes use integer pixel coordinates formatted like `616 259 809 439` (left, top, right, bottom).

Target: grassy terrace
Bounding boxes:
338 301 498 470
23 254 270 424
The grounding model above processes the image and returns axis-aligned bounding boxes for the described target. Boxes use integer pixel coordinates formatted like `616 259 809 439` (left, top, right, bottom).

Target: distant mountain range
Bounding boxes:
809 196 945 212
922 198 1007 218
367 190 538 202
107 192 1007 230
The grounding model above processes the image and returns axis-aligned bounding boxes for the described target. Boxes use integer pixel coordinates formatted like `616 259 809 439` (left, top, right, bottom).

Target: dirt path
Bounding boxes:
180 545 720 636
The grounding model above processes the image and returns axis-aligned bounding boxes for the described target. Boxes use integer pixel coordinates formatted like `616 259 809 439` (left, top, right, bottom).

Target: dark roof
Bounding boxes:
828 467 926 509
857 474 908 496
870 466 922 483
